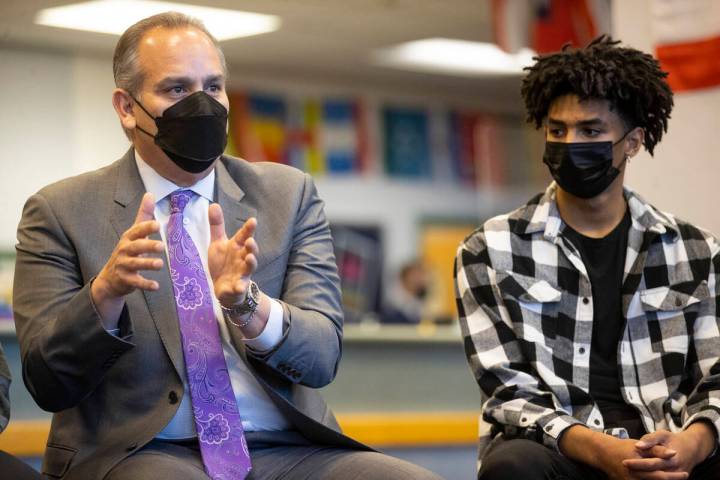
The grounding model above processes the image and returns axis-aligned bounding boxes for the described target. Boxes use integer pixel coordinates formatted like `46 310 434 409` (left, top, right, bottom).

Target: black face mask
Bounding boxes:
132 91 228 174
542 132 631 199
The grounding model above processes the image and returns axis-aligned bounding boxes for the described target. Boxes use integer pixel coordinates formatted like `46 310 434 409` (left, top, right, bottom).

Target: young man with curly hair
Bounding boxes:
455 37 720 480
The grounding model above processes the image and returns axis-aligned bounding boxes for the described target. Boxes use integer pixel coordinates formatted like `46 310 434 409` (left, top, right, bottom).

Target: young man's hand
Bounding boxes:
600 437 684 480
622 423 716 479
560 425 685 480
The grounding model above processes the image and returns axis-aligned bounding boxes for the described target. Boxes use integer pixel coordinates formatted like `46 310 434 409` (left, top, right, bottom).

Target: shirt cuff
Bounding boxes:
537 412 585 452
243 298 283 351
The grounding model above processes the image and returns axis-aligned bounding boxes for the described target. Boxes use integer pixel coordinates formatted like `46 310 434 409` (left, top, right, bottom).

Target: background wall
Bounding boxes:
613 0 720 236
0 46 536 278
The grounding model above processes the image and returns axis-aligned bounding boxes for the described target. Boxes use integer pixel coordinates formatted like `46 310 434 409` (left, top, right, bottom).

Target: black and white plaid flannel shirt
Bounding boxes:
455 183 720 465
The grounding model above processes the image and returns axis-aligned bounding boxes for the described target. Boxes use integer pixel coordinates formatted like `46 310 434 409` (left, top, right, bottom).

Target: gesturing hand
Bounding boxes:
94 193 164 298
207 203 259 308
91 193 165 327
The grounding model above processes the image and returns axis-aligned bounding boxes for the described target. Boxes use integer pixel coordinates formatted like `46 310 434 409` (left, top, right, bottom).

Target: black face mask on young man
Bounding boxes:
132 91 228 174
542 131 631 199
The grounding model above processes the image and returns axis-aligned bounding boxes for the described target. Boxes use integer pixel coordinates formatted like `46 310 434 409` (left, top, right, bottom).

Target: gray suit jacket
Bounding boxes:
0 342 10 434
13 150 368 479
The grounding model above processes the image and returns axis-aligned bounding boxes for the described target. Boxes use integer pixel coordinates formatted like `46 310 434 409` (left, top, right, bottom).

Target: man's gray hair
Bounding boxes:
113 11 228 138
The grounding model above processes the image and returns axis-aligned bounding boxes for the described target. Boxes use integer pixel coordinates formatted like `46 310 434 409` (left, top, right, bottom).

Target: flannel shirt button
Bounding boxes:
582 297 590 305
675 298 682 307
545 425 553 432
594 419 601 426
579 347 586 354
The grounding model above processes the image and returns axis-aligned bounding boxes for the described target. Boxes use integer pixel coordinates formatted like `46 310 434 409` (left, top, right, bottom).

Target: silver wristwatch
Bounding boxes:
221 281 260 328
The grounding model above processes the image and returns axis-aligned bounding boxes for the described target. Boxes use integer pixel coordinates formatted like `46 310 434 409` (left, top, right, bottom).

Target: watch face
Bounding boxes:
237 280 259 314
224 281 260 317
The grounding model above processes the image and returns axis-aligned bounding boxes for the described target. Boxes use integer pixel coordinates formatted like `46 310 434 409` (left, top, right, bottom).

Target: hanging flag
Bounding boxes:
322 99 362 174
492 0 610 53
287 98 369 176
448 111 480 186
285 98 310 171
652 0 720 92
383 106 432 179
249 94 288 164
303 99 325 175
474 115 506 188
227 92 289 164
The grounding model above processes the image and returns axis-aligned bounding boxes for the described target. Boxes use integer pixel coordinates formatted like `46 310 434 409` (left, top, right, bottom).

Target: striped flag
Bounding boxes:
652 0 720 92
491 0 610 53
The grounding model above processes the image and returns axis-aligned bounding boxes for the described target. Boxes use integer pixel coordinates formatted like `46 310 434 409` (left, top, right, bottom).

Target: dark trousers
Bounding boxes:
0 450 41 479
478 438 720 480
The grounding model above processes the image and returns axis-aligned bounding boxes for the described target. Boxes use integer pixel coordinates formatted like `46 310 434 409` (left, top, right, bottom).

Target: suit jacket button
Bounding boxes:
168 391 179 404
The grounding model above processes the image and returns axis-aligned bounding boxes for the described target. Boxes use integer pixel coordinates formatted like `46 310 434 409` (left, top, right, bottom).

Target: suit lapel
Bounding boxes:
109 150 185 376
214 159 257 241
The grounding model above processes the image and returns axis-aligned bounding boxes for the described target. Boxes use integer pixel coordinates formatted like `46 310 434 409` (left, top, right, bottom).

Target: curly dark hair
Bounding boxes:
521 35 673 155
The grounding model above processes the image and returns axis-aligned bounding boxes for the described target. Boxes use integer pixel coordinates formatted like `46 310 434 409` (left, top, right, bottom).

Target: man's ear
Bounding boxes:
112 89 136 131
625 127 645 158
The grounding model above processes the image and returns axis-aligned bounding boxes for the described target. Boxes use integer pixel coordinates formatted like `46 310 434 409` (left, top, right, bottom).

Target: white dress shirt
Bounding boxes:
134 153 291 438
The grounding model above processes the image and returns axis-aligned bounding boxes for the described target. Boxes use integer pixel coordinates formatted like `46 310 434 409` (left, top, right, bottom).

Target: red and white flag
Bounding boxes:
652 0 720 92
491 0 610 54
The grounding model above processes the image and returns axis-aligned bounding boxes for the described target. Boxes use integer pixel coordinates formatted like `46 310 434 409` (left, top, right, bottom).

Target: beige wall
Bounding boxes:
613 0 720 235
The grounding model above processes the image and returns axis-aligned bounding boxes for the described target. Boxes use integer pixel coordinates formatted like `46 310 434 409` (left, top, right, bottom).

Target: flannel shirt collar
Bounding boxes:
512 182 680 242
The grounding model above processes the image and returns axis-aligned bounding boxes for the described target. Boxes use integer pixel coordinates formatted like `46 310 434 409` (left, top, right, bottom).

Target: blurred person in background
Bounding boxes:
12 11 442 480
0 341 41 479
455 36 720 480
382 260 431 324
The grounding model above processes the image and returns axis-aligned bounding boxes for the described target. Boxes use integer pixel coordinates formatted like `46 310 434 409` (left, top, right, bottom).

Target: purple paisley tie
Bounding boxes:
166 189 252 480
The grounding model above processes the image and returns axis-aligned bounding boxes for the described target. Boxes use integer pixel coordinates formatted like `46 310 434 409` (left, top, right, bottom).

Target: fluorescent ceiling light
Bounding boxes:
373 38 536 77
35 0 281 41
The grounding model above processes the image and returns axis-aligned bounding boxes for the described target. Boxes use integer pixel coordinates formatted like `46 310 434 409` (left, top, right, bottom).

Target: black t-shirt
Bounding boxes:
563 209 645 438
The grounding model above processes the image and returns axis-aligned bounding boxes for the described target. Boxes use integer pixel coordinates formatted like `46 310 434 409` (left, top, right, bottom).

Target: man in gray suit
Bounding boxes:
12 11 441 480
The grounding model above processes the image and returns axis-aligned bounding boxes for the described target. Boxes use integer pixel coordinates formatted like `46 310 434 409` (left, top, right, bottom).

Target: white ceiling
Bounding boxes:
0 0 524 111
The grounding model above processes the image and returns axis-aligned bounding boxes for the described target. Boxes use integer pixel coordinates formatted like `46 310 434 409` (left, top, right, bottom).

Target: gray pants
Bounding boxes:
0 450 41 480
105 431 444 480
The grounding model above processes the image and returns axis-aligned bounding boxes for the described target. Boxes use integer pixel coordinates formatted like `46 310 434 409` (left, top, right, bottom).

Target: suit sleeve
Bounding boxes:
248 174 343 388
13 192 134 412
0 342 11 433
454 233 583 452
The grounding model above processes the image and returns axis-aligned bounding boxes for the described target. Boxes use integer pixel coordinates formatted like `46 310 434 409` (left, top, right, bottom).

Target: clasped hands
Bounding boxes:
614 423 715 480
564 421 716 480
92 193 258 324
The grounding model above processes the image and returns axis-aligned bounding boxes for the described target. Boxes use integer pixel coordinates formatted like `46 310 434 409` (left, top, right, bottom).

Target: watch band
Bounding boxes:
224 309 256 329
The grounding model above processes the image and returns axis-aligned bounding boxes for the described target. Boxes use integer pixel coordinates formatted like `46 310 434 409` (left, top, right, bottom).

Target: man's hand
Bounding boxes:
92 193 164 327
207 204 258 308
623 424 716 479
602 437 682 480
560 425 682 480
